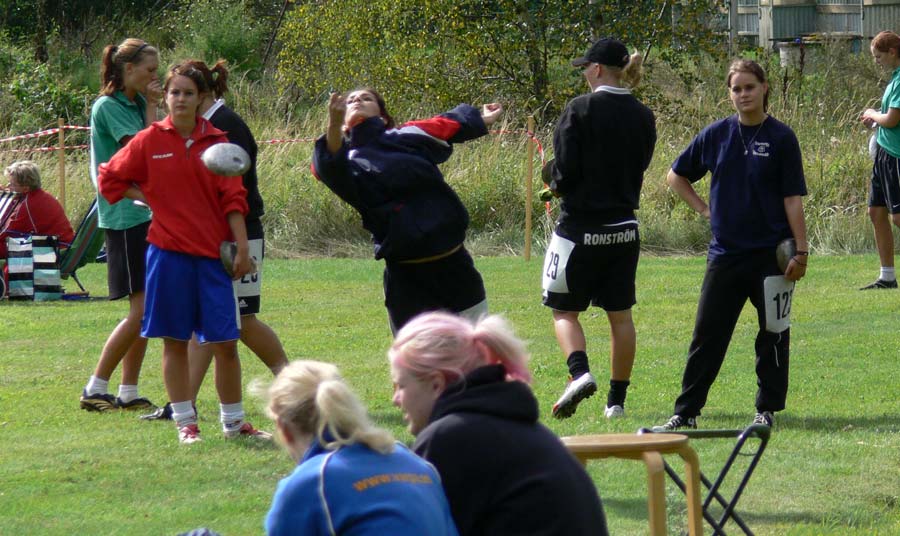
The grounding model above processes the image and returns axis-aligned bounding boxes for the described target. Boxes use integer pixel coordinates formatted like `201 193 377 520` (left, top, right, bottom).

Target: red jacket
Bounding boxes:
99 116 248 259
0 188 75 257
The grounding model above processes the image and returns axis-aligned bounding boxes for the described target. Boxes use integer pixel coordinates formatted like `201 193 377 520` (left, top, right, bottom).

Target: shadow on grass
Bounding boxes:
611 496 828 529
708 411 900 433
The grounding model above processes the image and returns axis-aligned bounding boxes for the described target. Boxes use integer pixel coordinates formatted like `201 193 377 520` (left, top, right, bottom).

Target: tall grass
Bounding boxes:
4 40 891 258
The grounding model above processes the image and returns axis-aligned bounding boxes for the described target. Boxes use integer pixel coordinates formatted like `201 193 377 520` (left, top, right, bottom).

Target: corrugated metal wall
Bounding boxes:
732 0 899 41
863 5 900 37
772 6 817 39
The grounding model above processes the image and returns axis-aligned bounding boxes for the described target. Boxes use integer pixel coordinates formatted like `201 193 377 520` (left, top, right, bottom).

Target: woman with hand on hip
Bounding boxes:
654 59 808 432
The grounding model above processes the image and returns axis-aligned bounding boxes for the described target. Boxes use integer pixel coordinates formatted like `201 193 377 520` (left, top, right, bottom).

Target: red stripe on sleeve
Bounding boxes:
403 117 461 141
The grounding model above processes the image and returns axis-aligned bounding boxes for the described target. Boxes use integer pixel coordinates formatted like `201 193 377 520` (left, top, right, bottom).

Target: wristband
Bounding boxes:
795 250 809 256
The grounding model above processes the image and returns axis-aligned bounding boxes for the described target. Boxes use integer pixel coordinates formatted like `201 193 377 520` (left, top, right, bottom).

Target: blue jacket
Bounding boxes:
265 441 459 536
312 105 487 261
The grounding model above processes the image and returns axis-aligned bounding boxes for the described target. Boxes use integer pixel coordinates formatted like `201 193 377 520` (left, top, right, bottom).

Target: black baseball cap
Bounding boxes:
571 38 630 68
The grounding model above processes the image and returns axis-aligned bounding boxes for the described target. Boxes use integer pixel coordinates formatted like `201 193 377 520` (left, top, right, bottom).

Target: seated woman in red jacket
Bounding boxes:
1 160 74 257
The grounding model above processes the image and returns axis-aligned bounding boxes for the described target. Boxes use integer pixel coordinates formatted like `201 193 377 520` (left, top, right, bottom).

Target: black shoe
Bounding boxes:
752 411 774 428
651 414 698 432
117 397 156 411
80 391 119 412
859 278 898 290
140 402 173 421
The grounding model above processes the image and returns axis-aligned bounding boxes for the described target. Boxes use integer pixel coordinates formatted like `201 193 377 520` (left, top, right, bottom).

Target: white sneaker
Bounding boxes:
604 405 625 419
552 372 597 419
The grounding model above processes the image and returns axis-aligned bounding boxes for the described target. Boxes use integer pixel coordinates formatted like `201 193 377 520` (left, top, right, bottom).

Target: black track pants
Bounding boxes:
673 249 791 417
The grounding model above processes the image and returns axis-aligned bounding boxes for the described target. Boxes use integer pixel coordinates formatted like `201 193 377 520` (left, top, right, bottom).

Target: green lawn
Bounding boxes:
1 254 899 535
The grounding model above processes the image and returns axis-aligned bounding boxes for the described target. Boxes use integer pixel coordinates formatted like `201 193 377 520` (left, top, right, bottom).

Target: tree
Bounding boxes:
276 0 724 118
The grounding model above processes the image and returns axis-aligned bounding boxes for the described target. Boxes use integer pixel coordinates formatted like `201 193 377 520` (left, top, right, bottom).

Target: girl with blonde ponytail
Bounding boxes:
259 360 458 536
389 312 609 536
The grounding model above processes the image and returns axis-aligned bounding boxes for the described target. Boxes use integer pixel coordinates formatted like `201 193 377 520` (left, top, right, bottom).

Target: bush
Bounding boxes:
169 0 270 77
0 34 92 131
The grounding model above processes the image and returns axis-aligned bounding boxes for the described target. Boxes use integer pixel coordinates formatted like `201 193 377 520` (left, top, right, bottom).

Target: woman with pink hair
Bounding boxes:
388 312 608 536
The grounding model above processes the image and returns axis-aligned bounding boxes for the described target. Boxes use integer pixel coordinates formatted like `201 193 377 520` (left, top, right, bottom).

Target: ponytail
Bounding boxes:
621 52 644 89
389 312 532 385
98 38 158 97
315 379 395 453
210 60 230 100
256 360 395 455
181 59 230 100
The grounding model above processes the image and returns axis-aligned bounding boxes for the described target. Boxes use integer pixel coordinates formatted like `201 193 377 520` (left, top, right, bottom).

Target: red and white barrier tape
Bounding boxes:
0 126 546 164
0 125 90 144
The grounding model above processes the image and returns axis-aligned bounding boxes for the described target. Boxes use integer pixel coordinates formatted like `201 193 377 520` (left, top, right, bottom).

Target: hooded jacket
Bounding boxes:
99 116 248 259
413 365 609 536
312 105 487 261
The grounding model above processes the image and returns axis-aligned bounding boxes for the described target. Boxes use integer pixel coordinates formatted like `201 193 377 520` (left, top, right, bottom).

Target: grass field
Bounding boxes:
1 254 899 535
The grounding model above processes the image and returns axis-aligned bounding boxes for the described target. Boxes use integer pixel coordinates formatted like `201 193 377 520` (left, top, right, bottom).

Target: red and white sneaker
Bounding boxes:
223 422 272 440
178 423 202 444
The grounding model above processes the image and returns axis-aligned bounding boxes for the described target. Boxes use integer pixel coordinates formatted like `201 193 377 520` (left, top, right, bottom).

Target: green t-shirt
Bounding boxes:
90 91 152 230
876 66 900 158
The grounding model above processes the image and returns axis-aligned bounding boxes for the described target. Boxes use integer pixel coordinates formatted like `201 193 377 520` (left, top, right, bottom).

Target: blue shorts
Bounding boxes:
142 245 240 342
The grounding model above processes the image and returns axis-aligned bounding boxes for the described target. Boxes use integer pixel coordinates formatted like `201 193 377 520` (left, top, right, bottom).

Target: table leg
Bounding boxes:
677 445 705 536
642 451 667 536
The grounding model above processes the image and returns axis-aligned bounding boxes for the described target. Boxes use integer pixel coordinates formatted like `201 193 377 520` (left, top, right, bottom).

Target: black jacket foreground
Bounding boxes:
413 365 609 536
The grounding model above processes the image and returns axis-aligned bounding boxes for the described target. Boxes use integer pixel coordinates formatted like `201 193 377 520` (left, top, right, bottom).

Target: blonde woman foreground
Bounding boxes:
259 360 458 536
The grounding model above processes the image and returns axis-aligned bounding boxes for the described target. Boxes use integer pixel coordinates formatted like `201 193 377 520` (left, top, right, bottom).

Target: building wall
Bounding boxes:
732 0 899 44
862 4 900 37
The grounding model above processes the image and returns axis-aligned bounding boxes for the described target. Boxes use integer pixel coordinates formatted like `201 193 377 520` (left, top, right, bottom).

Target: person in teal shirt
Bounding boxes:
860 31 900 290
79 38 163 413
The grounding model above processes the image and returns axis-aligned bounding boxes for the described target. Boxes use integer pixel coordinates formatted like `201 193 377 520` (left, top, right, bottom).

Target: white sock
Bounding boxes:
220 402 245 431
84 376 109 396
880 267 895 281
171 401 197 428
117 384 139 403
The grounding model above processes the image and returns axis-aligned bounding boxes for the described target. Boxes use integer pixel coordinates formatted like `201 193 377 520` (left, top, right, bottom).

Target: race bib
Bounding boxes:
234 238 263 298
764 275 794 333
542 233 575 294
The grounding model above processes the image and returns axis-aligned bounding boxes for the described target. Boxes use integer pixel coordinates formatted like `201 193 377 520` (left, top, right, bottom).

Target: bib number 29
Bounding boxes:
541 234 575 294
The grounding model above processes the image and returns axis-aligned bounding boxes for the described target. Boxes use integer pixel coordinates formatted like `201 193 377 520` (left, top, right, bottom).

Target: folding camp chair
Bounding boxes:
58 198 105 294
639 424 771 536
0 191 22 228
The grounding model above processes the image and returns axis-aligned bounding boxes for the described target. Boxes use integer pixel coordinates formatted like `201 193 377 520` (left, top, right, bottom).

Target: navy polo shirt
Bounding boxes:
672 115 806 261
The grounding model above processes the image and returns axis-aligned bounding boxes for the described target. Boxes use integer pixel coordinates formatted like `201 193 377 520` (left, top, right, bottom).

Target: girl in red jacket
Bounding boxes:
99 61 269 444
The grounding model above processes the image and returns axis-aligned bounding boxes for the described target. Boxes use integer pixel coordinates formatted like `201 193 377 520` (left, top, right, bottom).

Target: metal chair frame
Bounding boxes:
639 424 771 536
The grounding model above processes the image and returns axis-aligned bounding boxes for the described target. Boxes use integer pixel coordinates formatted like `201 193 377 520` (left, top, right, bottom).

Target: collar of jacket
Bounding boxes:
347 116 387 148
153 115 225 142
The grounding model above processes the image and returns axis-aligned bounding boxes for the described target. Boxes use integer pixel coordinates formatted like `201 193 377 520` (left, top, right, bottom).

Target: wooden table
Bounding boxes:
562 433 704 536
